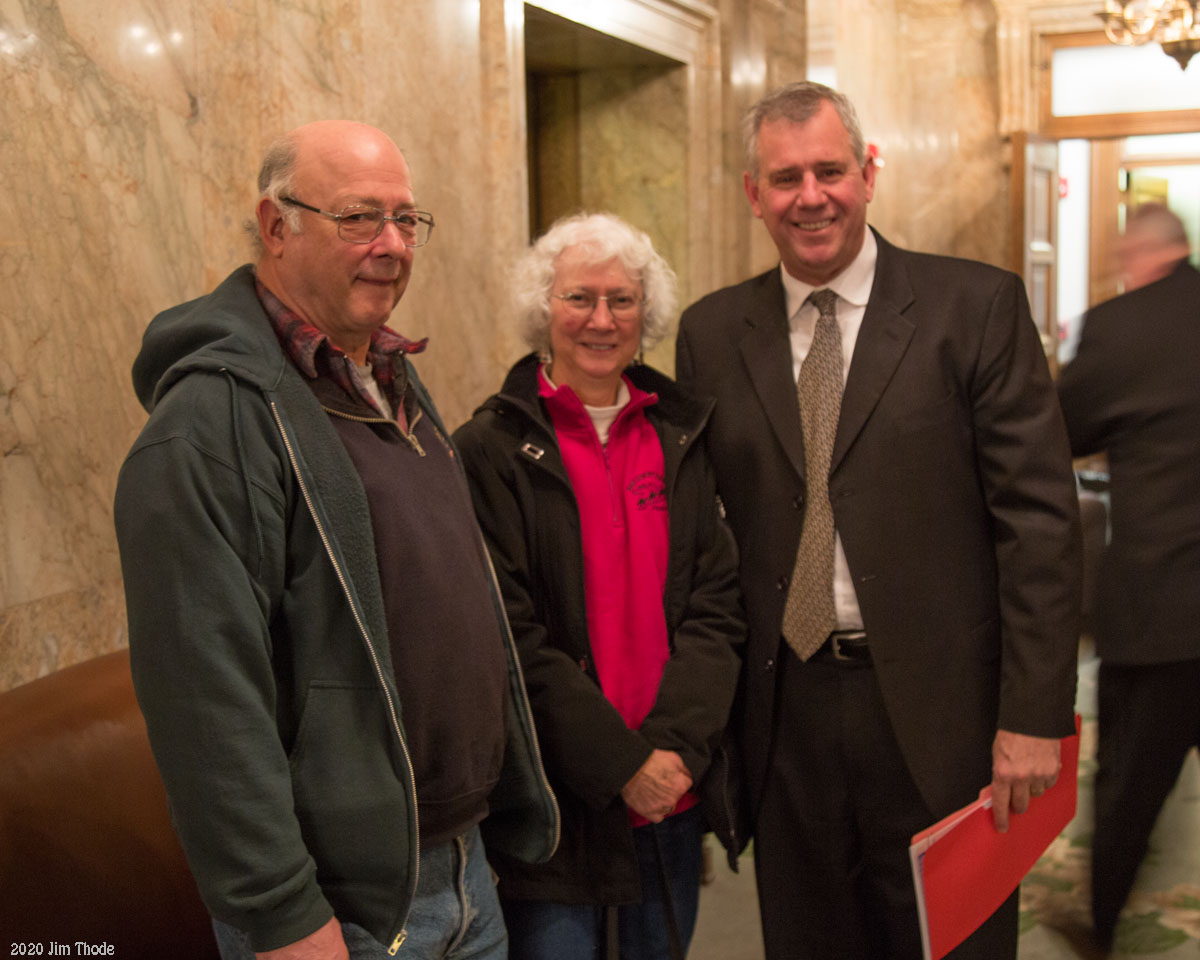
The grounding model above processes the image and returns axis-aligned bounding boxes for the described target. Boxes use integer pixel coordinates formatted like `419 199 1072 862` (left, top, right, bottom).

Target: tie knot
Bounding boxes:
808 289 838 317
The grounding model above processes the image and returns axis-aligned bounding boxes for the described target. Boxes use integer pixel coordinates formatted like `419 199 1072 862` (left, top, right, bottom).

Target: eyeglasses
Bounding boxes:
281 197 435 247
552 292 644 319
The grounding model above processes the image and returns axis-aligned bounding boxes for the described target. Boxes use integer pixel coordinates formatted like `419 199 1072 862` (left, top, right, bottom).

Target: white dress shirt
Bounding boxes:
779 226 878 630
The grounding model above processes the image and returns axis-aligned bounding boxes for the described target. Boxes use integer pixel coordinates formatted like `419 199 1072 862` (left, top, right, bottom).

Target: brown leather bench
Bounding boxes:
0 649 219 959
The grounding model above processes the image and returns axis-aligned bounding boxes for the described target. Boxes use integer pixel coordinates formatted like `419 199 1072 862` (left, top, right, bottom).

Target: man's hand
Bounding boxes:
255 916 349 960
621 749 693 822
990 729 1061 832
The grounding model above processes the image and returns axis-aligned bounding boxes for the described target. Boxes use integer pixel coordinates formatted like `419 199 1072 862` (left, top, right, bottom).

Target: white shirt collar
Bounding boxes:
781 225 878 321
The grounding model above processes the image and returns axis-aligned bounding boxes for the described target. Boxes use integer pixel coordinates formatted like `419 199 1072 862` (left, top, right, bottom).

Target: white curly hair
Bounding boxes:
513 212 678 357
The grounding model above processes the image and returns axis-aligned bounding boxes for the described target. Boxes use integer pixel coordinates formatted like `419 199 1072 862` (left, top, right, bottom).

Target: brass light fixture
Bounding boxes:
1098 0 1200 69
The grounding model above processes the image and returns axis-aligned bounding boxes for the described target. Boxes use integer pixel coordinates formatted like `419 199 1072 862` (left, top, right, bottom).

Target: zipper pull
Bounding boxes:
406 431 426 457
389 930 407 955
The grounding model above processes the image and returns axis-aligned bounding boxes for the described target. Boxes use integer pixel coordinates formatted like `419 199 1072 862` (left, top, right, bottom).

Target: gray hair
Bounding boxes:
743 81 867 179
514 212 678 357
244 133 302 251
1127 202 1188 248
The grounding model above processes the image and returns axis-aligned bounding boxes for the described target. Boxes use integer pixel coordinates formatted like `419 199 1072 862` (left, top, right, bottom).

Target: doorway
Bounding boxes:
1033 33 1200 365
1057 134 1200 364
519 1 719 372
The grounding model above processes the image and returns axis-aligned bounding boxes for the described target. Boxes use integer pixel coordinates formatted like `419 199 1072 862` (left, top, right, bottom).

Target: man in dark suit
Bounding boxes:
1058 203 1199 956
675 81 1081 959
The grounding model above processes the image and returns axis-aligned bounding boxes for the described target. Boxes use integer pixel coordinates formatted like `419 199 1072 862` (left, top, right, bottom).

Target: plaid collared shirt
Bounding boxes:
255 277 427 419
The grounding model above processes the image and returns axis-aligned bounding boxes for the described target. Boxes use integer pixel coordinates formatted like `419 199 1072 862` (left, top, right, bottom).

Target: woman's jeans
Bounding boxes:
502 805 704 960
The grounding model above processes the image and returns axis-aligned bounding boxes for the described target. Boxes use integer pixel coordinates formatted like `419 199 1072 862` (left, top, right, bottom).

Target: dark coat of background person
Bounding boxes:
453 354 745 905
1058 258 1200 666
675 229 1082 830
1057 245 1200 952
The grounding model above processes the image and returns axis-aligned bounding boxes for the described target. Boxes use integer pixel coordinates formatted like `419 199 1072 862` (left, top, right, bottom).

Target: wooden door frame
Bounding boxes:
1011 132 1060 374
1037 31 1200 140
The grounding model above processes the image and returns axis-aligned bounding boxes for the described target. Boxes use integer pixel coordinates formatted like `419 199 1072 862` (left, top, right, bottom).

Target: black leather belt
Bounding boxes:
812 630 871 664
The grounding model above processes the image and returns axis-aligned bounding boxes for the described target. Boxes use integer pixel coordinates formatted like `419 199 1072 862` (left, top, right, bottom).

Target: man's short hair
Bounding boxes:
245 134 302 251
743 81 867 179
1127 202 1188 249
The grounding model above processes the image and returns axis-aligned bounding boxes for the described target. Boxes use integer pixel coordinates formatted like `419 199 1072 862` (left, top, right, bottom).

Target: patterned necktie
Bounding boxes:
782 288 843 661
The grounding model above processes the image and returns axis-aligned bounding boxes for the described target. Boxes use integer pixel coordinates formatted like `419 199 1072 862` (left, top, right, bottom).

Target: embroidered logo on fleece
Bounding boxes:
627 471 667 511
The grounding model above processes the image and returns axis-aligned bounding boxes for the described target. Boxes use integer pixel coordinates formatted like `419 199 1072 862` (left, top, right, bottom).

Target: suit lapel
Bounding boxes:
831 234 917 473
737 271 806 481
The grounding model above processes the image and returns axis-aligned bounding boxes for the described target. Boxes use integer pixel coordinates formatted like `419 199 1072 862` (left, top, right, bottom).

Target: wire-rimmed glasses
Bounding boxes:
552 291 645 319
281 197 435 247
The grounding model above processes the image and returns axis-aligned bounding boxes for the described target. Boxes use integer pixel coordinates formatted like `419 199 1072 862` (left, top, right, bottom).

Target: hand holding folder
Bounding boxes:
909 716 1082 960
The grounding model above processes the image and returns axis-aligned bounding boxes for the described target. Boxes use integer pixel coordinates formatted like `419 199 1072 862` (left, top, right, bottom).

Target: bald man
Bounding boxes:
1059 203 1198 955
115 122 558 960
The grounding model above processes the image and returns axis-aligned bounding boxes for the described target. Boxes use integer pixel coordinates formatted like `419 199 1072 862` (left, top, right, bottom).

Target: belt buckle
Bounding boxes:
829 631 866 662
830 634 853 662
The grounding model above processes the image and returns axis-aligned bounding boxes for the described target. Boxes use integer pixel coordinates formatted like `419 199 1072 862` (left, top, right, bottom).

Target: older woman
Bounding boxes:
453 212 745 960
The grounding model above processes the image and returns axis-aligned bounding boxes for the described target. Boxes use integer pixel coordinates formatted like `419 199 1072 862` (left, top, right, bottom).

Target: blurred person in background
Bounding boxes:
1058 202 1199 957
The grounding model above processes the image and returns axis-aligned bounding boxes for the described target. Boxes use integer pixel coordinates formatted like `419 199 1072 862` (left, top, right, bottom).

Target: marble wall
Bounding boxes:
810 0 1013 268
530 64 689 372
720 0 1013 276
0 0 531 689
0 0 1015 690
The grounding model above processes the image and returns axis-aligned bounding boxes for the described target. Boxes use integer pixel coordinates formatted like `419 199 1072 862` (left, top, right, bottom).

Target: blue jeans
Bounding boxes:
502 805 703 960
213 825 506 959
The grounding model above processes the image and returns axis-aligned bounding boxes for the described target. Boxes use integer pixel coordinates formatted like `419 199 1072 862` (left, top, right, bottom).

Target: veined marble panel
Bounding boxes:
0 0 1004 691
0 0 518 690
0 580 128 691
578 66 689 375
830 0 1010 268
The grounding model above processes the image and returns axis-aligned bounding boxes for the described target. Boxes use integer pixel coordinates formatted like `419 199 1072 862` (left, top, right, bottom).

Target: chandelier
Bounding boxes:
1097 0 1200 69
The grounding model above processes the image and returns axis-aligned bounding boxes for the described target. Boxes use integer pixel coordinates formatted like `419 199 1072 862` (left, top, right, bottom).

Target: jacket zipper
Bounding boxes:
472 407 561 846
269 401 420 950
477 543 562 854
324 404 427 456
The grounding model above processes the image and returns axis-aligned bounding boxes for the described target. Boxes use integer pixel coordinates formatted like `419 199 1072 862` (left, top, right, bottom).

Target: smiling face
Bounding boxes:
547 251 643 407
744 102 876 286
256 121 416 363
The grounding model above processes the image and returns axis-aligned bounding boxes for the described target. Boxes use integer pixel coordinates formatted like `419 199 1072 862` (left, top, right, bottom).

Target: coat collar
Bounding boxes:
736 269 807 480
736 229 918 480
831 230 917 472
487 352 714 439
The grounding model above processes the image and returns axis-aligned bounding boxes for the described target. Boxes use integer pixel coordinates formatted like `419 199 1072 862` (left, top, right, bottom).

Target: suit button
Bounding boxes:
764 658 776 673
792 494 803 509
776 574 789 590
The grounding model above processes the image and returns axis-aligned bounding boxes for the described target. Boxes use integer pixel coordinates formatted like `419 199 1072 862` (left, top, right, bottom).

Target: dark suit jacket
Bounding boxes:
1058 259 1200 666
676 229 1080 824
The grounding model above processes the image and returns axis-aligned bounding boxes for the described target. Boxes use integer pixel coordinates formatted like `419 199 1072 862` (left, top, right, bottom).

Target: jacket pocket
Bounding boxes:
288 681 410 900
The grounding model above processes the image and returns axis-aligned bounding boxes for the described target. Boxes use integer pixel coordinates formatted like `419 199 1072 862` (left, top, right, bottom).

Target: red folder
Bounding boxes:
909 716 1081 960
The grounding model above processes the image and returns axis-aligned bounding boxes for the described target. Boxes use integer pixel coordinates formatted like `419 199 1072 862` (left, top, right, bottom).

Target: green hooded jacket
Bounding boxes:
114 265 558 952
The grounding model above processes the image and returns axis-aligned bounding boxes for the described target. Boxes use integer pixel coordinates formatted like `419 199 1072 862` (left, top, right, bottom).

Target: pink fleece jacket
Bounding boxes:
541 368 697 823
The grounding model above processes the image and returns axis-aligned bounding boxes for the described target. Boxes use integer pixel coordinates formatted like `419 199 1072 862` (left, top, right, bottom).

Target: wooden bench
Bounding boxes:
0 649 219 959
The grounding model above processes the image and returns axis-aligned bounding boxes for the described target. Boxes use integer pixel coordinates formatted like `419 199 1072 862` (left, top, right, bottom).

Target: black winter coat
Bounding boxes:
453 354 746 905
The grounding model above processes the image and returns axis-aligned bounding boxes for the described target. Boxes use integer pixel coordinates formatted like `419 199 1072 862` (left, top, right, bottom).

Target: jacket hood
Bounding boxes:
132 265 288 413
